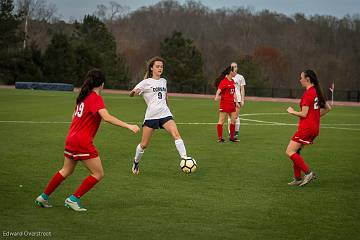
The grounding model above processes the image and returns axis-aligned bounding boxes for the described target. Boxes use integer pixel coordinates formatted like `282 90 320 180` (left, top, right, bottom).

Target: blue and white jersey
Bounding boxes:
232 74 246 102
134 78 173 120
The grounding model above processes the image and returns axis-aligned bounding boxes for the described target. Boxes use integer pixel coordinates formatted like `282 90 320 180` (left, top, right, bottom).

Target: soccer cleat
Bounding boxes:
35 195 53 208
229 138 239 143
287 178 303 186
217 138 226 143
132 161 140 175
64 197 87 212
234 131 239 138
299 172 316 187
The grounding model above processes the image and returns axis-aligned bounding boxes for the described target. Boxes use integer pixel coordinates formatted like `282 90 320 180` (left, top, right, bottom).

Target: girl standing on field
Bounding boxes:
35 69 140 211
129 56 192 174
214 65 240 143
285 69 331 186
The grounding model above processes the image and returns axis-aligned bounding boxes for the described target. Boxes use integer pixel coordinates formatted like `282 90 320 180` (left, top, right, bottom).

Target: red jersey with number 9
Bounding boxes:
65 91 105 153
298 86 320 132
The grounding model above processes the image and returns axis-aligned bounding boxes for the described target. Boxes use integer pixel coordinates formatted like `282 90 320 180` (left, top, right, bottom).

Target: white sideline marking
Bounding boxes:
0 120 71 124
0 119 359 131
239 113 288 116
240 118 295 126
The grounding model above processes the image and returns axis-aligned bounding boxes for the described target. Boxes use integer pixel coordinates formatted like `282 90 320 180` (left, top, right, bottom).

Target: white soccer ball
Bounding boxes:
180 157 197 174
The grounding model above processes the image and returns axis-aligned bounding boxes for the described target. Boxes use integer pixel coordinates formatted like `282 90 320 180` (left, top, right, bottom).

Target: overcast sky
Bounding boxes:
50 0 360 21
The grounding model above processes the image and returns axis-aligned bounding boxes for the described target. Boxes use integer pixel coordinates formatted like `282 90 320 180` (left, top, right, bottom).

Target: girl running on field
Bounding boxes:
285 69 331 186
35 69 140 211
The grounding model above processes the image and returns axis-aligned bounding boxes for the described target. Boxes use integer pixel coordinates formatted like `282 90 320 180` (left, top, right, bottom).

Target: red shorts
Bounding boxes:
291 128 319 145
219 102 236 113
64 147 98 161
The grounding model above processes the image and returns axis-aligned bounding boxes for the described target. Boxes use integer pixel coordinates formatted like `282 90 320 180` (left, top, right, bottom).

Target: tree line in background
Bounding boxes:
1 0 360 95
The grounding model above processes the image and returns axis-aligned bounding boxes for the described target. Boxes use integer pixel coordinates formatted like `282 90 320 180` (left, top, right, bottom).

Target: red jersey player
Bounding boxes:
35 69 140 211
285 70 331 187
214 66 240 143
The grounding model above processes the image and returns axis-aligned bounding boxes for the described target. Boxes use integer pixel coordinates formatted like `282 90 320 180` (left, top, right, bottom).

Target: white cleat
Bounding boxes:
132 161 140 175
287 179 303 186
299 172 316 187
35 195 53 208
64 198 87 212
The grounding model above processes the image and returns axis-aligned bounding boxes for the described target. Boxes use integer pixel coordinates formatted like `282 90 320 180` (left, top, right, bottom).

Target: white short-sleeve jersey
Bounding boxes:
134 78 173 120
232 74 246 102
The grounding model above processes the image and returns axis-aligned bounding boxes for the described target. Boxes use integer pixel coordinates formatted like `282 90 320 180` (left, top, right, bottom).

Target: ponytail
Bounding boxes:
304 69 326 108
76 69 105 104
214 66 233 88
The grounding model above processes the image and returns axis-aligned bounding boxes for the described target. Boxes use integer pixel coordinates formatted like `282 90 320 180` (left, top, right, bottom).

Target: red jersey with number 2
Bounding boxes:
65 91 105 153
298 86 320 132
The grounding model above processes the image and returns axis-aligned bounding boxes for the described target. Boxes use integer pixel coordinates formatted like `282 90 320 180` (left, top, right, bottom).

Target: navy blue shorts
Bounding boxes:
143 116 173 129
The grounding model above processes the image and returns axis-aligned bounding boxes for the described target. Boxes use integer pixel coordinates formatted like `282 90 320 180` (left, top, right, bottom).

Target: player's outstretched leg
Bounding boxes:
132 144 144 175
35 159 74 208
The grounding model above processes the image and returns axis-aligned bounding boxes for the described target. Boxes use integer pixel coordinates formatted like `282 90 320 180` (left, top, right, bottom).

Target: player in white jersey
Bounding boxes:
129 56 191 174
228 62 246 138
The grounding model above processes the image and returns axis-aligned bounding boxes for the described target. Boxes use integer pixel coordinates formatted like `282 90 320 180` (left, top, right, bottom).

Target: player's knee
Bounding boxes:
285 149 294 157
93 171 104 180
59 168 73 178
173 132 181 140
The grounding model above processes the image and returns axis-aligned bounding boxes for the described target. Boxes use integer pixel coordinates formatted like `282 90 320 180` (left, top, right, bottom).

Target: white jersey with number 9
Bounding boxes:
134 78 173 121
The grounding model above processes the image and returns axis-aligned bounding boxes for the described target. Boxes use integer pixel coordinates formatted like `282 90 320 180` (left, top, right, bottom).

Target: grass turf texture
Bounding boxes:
0 88 359 240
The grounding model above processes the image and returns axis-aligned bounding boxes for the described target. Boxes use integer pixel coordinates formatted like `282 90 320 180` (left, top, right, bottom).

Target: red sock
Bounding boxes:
217 124 223 140
230 123 235 139
293 163 301 179
44 172 65 196
73 175 99 198
290 153 309 173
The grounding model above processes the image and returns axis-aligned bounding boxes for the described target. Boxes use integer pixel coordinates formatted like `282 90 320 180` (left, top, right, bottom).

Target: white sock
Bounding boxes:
227 117 231 134
175 139 187 158
235 117 240 132
134 144 144 163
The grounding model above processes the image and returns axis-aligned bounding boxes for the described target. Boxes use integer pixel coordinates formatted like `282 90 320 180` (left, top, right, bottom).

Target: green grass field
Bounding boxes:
0 88 359 240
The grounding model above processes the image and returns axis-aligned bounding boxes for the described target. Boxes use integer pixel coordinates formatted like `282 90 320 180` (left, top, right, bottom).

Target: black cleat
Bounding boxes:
217 138 226 143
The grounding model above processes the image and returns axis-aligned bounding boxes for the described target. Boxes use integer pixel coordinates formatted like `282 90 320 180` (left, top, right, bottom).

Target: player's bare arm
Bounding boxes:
214 89 221 101
287 106 309 118
98 108 140 133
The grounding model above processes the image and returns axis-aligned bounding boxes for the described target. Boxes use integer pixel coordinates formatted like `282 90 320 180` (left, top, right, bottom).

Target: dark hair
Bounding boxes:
76 68 105 104
214 66 234 88
144 56 165 79
303 69 327 108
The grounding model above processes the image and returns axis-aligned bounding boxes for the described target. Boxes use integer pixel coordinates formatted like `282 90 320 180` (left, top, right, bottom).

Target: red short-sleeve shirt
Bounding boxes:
218 77 236 104
65 91 105 153
298 86 320 131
